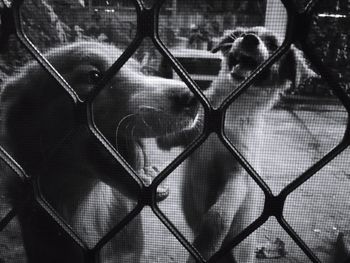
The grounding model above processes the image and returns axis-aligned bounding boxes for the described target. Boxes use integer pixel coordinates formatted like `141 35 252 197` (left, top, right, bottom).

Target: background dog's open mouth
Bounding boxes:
229 53 259 82
229 53 257 67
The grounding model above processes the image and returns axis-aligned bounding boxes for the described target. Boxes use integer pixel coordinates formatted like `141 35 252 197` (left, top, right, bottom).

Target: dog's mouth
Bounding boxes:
228 52 260 81
115 103 199 142
114 117 170 202
114 104 199 202
134 106 198 138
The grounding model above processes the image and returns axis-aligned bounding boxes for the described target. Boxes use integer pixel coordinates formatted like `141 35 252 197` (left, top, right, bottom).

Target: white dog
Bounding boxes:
158 26 316 262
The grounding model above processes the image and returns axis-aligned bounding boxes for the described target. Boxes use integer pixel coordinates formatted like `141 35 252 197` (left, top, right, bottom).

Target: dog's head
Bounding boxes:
212 26 316 90
0 41 198 173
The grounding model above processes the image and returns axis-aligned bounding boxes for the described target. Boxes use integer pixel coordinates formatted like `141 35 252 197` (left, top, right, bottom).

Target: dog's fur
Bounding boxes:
0 41 198 262
158 27 316 262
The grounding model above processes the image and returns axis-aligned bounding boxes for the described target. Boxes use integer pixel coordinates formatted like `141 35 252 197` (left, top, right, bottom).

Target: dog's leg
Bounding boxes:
225 181 259 263
223 130 262 263
187 171 249 263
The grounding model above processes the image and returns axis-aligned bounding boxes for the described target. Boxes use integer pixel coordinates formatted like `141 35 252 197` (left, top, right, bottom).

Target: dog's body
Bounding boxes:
159 27 315 262
0 41 198 262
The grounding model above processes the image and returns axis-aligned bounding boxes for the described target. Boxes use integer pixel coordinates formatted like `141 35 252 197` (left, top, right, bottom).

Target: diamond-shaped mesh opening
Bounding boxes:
284 147 350 263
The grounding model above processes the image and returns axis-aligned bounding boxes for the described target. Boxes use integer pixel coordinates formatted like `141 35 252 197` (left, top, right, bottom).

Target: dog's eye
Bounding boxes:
88 70 102 83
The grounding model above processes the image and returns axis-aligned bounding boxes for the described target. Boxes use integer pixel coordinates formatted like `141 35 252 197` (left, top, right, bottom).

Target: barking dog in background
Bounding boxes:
158 27 316 262
0 41 198 263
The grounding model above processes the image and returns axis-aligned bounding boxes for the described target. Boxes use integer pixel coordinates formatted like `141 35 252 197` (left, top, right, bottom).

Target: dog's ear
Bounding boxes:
279 45 317 87
0 67 44 171
211 29 244 54
211 35 233 54
1 64 76 173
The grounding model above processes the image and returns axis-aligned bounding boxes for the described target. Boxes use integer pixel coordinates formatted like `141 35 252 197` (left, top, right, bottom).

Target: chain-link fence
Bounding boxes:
0 0 350 262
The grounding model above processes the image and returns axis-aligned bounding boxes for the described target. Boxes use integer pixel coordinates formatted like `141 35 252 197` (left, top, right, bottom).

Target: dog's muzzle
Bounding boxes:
241 33 260 50
227 34 263 81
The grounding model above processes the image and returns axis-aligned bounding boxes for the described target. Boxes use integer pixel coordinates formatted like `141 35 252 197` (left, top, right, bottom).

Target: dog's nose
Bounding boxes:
173 90 197 108
242 34 259 48
170 89 198 113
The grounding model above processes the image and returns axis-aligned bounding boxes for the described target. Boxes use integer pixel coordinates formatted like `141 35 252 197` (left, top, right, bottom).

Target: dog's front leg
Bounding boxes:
188 172 248 263
226 182 258 263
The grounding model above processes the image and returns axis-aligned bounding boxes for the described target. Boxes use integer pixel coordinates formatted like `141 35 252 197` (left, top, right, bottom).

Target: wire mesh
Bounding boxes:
0 0 349 262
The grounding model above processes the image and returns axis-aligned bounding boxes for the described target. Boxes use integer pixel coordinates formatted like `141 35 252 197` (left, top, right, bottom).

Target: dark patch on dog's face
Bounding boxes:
260 34 279 52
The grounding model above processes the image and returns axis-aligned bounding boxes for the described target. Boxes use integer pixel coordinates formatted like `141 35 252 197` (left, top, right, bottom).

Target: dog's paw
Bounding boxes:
137 166 169 202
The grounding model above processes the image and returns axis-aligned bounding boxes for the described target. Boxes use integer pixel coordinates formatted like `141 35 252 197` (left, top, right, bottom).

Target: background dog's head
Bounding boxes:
212 26 316 90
